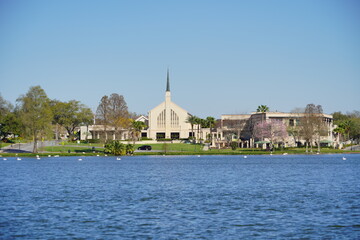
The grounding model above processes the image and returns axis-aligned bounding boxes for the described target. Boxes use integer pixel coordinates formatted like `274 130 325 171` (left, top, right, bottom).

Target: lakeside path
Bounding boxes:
0 141 58 154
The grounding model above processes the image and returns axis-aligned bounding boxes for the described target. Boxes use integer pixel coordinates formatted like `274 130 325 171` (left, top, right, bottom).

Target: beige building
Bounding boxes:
216 112 337 148
146 70 194 140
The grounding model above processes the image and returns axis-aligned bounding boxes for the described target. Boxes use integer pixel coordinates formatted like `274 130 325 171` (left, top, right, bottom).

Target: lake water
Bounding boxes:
1 154 360 239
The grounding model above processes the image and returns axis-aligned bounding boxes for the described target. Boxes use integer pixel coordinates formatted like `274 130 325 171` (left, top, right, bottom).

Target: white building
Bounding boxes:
146 70 193 140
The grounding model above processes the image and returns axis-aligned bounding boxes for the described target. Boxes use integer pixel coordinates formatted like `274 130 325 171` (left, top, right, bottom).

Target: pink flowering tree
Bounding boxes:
254 120 288 149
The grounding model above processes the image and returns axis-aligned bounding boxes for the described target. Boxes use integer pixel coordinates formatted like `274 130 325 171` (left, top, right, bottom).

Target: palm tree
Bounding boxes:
206 116 216 144
186 115 198 143
131 120 146 144
257 105 269 113
194 117 202 142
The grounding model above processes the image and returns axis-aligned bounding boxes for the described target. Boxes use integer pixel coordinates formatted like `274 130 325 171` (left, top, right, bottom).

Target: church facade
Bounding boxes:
146 71 193 140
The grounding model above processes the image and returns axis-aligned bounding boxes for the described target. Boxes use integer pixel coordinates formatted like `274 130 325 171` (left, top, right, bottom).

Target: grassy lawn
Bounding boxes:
0 142 12 148
30 143 360 156
42 146 103 153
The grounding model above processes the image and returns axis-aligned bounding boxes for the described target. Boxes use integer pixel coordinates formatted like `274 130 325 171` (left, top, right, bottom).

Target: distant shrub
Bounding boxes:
230 142 238 150
157 138 173 142
140 137 153 141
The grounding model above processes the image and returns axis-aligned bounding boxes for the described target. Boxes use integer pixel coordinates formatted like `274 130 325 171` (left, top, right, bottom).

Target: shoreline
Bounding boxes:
1 151 359 157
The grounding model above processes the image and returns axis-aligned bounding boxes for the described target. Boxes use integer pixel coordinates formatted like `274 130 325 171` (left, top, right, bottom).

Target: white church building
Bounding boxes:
146 71 193 140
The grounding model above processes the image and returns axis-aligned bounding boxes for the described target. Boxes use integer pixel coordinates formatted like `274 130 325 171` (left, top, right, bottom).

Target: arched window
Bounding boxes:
157 110 166 128
171 109 179 127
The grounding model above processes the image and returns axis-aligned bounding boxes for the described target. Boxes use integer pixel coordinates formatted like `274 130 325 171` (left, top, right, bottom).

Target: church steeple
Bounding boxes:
166 69 170 92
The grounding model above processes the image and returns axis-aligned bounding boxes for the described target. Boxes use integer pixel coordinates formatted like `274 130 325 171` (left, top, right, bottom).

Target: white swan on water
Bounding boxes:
342 157 347 160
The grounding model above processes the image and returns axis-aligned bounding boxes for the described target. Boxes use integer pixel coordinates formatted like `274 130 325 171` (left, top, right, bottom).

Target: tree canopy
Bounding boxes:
17 86 53 153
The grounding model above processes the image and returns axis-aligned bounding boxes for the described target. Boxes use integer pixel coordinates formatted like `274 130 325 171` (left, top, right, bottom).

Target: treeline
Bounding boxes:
333 111 360 143
0 86 142 153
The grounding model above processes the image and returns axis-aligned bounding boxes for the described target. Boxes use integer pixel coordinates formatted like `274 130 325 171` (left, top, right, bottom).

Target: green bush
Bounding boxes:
140 137 153 141
104 140 125 155
157 138 173 142
230 142 238 150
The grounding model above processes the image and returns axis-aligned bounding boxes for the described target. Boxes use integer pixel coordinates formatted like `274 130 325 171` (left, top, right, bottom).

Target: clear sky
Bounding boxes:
1 0 359 118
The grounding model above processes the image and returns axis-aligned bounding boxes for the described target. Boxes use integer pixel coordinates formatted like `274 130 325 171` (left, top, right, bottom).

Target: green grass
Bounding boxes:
42 146 103 153
3 142 358 157
0 143 12 148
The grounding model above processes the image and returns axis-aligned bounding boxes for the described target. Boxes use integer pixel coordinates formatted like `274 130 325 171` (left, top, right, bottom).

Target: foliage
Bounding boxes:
104 140 126 155
0 112 23 139
257 105 269 113
300 104 327 152
96 93 130 141
130 120 147 143
230 141 238 150
126 144 134 155
253 119 287 149
17 86 53 153
51 100 93 140
186 115 199 142
140 137 153 141
157 138 173 142
333 111 360 142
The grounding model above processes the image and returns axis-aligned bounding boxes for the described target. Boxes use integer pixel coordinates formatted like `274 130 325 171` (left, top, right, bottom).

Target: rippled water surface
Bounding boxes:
1 154 360 239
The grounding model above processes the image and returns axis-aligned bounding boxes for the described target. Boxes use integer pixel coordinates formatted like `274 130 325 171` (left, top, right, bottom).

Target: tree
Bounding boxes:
17 86 53 153
96 93 130 141
205 116 216 143
333 111 360 144
52 100 93 140
108 93 129 131
257 105 269 113
0 94 13 122
130 120 146 144
300 104 325 153
186 115 198 143
0 112 23 139
0 94 18 140
194 117 202 142
253 119 287 150
104 140 125 155
96 95 110 140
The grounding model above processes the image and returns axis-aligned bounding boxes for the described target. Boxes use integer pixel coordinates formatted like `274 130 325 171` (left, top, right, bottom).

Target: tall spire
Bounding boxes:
166 68 170 92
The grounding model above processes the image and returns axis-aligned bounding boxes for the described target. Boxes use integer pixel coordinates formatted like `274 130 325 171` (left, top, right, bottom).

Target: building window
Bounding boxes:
157 110 166 128
171 109 179 127
171 132 180 139
156 132 165 139
289 119 294 126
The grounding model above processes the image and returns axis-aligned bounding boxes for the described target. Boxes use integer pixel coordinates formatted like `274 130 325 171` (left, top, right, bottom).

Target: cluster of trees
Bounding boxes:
95 93 146 143
186 115 216 142
0 86 148 153
0 86 94 152
104 141 134 155
333 111 360 143
253 119 288 150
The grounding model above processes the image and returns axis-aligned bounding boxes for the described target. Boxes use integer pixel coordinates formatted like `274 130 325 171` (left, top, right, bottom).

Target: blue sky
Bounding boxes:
0 0 359 118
